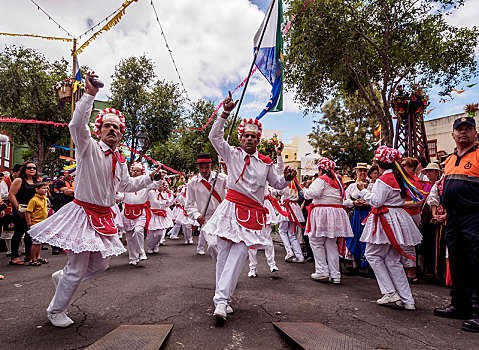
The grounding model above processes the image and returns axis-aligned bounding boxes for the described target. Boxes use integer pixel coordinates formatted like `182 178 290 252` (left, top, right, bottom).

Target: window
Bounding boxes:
427 139 437 158
285 155 289 159
4 141 10 168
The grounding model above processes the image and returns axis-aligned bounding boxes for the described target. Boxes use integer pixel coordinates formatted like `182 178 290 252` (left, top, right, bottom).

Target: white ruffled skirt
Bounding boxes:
176 212 195 225
279 202 305 222
201 200 272 248
306 207 353 238
149 213 173 230
28 202 126 258
264 198 279 225
360 207 422 246
171 206 181 220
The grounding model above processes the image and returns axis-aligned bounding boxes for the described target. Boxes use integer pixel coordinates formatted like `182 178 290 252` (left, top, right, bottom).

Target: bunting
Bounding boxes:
0 117 68 127
73 0 139 56
0 32 72 42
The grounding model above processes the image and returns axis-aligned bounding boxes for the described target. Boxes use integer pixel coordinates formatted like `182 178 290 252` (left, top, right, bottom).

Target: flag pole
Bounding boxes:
201 0 277 219
69 38 77 163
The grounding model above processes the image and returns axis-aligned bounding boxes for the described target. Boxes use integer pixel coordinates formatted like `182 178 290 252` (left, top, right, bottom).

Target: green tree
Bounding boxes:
309 93 377 168
109 56 184 166
284 0 479 145
0 46 72 172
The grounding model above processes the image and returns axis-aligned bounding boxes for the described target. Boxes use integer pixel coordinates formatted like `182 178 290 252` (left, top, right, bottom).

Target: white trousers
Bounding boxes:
400 245 417 268
125 226 145 260
47 251 110 314
278 221 303 259
169 221 181 238
309 237 340 279
213 239 248 306
197 231 207 253
365 243 415 305
248 226 276 270
147 229 164 250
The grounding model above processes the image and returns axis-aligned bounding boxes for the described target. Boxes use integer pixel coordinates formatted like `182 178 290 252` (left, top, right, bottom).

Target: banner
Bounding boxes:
0 117 68 127
300 157 318 176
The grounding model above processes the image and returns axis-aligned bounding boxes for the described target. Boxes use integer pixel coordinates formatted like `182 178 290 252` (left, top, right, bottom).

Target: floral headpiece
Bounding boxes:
130 162 145 174
238 118 262 139
317 156 335 171
95 108 126 134
375 146 403 164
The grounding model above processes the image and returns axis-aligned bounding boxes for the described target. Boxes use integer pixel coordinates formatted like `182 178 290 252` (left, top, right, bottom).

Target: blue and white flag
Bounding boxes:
73 55 81 93
254 0 283 120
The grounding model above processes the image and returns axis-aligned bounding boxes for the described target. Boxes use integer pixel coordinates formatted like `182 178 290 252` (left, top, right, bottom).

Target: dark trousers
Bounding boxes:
10 211 31 259
446 211 479 314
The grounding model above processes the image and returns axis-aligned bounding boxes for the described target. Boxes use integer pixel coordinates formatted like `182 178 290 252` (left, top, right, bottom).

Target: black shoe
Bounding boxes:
434 305 471 320
462 318 479 332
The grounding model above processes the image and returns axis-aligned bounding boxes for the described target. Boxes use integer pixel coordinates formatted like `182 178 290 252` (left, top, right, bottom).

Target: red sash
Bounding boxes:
362 206 415 261
151 209 167 217
200 179 223 203
124 202 152 234
283 199 305 233
225 189 268 231
177 204 189 217
74 199 117 236
265 195 289 216
306 203 347 233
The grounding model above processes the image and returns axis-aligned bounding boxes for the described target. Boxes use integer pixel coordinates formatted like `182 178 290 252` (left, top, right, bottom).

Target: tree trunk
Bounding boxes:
36 124 45 173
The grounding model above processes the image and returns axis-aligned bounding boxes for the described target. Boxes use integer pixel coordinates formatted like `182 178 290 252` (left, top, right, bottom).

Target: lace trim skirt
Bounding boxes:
306 206 354 238
28 201 126 258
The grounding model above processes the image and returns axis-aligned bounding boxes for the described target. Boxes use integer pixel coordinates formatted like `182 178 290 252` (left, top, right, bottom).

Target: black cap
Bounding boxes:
197 153 212 164
12 164 21 173
453 116 476 129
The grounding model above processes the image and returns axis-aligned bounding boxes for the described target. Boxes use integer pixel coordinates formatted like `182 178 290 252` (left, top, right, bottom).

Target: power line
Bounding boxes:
150 0 191 103
29 0 74 38
77 3 125 40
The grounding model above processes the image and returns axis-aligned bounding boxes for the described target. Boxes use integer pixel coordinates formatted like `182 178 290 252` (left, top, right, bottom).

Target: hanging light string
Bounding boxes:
150 0 191 103
30 0 74 38
77 3 126 40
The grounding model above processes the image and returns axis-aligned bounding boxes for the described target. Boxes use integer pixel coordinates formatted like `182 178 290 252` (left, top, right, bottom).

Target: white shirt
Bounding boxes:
0 177 11 201
69 94 153 207
209 117 289 204
343 182 363 208
148 189 175 210
359 169 404 207
185 171 227 221
303 177 343 205
121 181 161 205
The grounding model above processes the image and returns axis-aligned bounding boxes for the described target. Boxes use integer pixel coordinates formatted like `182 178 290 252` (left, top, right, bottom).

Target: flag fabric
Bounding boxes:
254 0 283 120
374 124 381 138
73 56 81 93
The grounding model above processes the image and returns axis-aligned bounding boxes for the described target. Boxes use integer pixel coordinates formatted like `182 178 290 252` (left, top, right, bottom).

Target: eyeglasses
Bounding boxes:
26 166 36 170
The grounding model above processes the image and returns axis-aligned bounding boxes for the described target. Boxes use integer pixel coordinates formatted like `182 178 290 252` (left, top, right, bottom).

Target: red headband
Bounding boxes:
197 159 212 163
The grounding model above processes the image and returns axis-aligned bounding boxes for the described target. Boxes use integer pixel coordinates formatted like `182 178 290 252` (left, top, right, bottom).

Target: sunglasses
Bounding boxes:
26 166 36 170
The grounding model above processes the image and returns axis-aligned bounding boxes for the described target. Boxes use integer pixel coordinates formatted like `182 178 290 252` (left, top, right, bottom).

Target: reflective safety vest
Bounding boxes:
443 145 479 213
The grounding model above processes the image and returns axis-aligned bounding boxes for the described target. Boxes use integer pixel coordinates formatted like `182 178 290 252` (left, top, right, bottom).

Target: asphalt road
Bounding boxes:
1 234 478 350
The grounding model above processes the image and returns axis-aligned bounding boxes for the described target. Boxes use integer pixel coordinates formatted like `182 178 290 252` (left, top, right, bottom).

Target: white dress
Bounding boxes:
359 170 422 246
303 177 353 238
278 187 305 223
148 189 174 230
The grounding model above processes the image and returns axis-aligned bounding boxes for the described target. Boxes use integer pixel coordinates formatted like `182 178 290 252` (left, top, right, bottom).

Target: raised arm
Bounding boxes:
69 94 96 158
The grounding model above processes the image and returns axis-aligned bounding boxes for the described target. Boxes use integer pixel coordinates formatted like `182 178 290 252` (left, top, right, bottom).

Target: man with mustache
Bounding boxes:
28 72 161 328
203 92 297 322
434 116 479 333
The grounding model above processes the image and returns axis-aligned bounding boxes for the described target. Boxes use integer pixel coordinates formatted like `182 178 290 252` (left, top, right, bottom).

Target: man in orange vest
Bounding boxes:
434 116 479 332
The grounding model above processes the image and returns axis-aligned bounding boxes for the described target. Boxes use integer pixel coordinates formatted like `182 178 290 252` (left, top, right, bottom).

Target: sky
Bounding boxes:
0 0 478 143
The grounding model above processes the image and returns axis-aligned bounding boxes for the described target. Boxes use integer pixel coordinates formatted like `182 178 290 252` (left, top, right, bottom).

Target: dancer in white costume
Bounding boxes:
303 156 353 284
277 181 305 263
170 186 195 244
120 162 161 266
247 143 284 278
185 153 227 256
147 182 174 253
28 73 161 327
357 146 422 310
203 92 296 322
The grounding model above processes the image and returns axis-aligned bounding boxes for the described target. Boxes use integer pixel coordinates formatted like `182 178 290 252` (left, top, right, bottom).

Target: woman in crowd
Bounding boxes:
425 163 448 283
418 163 442 278
344 163 371 273
8 161 41 265
357 146 422 310
367 165 379 191
304 157 353 284
400 157 424 283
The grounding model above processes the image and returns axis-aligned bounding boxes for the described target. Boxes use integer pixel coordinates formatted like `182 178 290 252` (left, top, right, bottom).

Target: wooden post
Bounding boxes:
70 38 77 162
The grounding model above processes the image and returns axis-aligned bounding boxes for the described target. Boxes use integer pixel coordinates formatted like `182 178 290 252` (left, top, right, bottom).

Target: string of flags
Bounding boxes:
426 82 477 115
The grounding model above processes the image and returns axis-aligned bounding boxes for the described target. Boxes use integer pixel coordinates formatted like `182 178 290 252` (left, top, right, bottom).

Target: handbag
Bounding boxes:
18 204 28 213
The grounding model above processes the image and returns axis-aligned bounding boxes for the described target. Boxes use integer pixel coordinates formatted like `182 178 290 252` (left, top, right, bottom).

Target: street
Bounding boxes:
1 235 478 350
